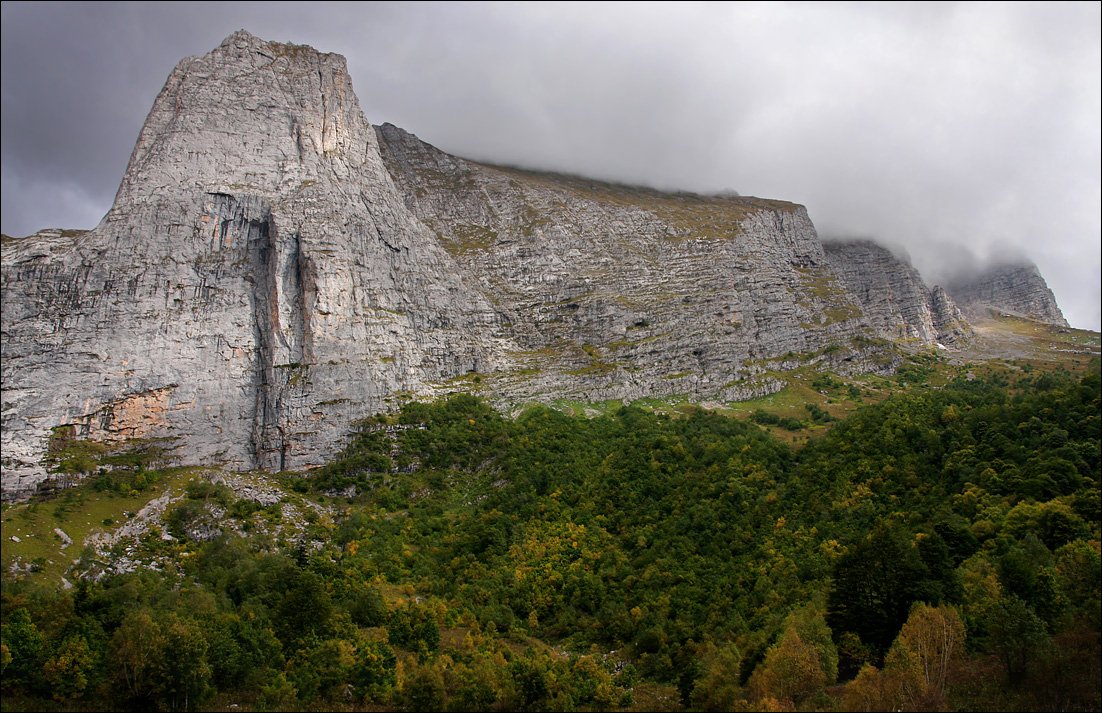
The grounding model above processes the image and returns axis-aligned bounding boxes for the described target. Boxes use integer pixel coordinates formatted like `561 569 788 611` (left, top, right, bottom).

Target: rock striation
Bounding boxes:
823 240 970 345
945 262 1069 327
374 123 878 403
2 31 504 495
0 30 1065 497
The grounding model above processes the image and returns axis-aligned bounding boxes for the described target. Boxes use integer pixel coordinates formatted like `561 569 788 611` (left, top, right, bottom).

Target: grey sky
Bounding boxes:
2 1 1099 330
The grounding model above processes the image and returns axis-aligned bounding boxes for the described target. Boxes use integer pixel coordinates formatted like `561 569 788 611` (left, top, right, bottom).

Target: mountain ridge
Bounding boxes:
0 30 1073 498
946 261 1069 327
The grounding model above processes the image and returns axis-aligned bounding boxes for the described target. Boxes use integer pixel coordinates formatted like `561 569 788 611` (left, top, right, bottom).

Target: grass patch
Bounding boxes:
1 468 197 585
442 224 498 256
564 362 617 377
795 266 863 326
548 399 624 418
440 371 486 389
482 163 799 242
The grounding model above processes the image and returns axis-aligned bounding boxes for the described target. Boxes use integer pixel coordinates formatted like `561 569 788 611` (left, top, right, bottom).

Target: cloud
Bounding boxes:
2 2 1098 329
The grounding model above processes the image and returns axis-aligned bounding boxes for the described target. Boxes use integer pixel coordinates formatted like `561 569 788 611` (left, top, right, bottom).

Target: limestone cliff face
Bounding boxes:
374 123 875 405
0 31 974 496
1 31 504 495
823 240 970 345
946 262 1069 327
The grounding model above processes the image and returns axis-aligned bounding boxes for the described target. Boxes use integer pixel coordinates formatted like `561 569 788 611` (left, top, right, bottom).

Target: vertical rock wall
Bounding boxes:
946 262 1069 327
823 240 970 345
8 30 1054 499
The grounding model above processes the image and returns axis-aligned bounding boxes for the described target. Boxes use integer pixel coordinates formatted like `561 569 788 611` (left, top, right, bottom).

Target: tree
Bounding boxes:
986 595 1050 683
110 610 164 706
0 608 46 691
289 637 356 702
275 569 333 648
899 604 964 695
841 663 891 712
42 634 96 701
958 552 1002 643
387 605 440 658
449 654 506 711
400 658 447 711
881 604 966 710
155 617 212 711
828 526 932 667
1053 539 1102 626
351 640 397 702
687 641 743 711
509 655 550 711
880 636 924 711
257 671 297 711
785 601 839 684
748 626 826 707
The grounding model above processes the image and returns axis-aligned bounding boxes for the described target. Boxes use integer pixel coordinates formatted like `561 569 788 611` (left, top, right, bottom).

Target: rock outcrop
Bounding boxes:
2 31 504 495
0 31 1063 497
945 261 1069 327
823 240 970 345
374 123 876 403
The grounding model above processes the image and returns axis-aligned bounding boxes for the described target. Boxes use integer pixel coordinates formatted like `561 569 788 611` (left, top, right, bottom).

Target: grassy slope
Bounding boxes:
713 316 1099 443
1 469 196 585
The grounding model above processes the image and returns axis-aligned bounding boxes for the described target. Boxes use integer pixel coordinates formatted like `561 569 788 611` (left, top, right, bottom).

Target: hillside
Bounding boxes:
2 29 1097 711
2 31 1073 500
3 324 1099 711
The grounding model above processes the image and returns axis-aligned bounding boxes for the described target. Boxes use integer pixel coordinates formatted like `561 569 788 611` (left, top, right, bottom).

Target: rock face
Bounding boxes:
823 240 970 345
2 31 504 495
945 262 1069 327
374 123 878 404
0 31 1056 497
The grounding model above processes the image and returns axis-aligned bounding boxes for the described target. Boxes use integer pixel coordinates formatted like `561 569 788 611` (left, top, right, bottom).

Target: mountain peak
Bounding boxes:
215 29 326 59
946 260 1068 327
219 28 264 47
110 30 364 210
0 31 1080 499
823 240 970 344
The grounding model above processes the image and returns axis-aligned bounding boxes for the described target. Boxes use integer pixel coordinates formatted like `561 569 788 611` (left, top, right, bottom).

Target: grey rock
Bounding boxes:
823 240 971 345
3 31 502 495
2 30 1060 499
54 527 73 548
375 122 876 407
946 261 1069 326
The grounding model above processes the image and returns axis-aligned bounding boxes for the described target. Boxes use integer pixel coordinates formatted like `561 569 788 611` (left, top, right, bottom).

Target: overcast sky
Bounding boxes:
2 1 1099 330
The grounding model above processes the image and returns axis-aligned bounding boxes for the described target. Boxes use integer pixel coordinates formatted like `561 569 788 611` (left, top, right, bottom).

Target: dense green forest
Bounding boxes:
2 362 1099 711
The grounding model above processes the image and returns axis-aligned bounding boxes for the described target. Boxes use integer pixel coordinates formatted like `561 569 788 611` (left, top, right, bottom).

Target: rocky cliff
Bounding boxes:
373 123 883 403
0 31 1053 497
823 240 970 345
945 262 1069 327
2 31 506 495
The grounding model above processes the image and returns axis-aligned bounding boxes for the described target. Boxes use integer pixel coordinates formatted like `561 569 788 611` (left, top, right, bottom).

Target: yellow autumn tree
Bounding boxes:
748 626 826 708
840 662 891 712
882 603 966 711
881 636 923 711
784 600 839 684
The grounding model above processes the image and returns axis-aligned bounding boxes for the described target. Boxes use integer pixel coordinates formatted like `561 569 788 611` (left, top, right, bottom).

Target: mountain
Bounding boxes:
945 261 1069 327
822 240 970 345
372 122 882 396
2 30 502 496
0 31 1069 498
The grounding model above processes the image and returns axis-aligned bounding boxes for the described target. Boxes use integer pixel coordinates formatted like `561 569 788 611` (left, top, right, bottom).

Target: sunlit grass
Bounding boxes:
1 469 198 585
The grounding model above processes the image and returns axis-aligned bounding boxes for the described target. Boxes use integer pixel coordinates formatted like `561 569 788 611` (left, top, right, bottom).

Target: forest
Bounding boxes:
2 360 1099 711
